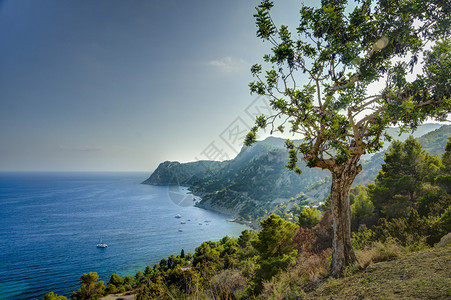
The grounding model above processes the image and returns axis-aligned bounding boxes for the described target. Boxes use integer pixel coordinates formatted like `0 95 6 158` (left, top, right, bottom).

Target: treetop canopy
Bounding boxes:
247 0 450 172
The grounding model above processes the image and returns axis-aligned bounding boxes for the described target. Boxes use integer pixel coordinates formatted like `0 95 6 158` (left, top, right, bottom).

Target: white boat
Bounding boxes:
181 221 186 224
175 214 182 218
96 237 108 248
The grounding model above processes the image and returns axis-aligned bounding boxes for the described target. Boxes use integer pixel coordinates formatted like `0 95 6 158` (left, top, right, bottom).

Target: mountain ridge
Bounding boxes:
142 124 451 220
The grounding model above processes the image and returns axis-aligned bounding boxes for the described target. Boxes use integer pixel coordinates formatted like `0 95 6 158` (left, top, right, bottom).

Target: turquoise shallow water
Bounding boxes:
0 172 247 299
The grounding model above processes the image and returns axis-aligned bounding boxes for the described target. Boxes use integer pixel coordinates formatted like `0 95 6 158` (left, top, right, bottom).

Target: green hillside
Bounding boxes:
143 125 451 220
354 125 451 186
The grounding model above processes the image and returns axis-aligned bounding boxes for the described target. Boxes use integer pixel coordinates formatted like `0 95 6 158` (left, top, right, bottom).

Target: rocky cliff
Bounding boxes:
142 160 225 186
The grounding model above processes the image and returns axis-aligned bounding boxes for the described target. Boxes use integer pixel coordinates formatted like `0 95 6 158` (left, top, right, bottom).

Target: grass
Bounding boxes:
304 245 451 299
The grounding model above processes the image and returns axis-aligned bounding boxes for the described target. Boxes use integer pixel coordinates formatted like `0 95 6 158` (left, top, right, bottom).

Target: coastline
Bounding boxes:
227 217 260 230
187 187 260 230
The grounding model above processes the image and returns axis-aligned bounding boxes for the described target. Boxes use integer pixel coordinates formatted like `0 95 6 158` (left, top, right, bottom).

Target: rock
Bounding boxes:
437 232 451 247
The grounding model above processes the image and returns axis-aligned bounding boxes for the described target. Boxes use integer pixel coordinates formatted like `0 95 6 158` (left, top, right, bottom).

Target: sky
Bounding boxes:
0 0 310 172
0 0 446 172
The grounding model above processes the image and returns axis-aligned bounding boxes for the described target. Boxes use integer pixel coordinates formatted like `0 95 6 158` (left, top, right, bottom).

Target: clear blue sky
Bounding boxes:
1 0 309 172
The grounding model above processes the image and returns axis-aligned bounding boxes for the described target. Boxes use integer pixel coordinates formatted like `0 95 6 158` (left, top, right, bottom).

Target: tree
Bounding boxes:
251 214 298 292
159 258 168 270
42 292 68 300
108 273 124 288
298 207 323 228
247 0 450 276
105 283 118 295
144 265 152 277
350 186 375 229
436 137 451 193
70 272 105 300
368 136 442 218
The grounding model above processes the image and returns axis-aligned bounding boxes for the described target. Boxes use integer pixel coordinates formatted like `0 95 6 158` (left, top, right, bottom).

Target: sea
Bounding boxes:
0 172 248 300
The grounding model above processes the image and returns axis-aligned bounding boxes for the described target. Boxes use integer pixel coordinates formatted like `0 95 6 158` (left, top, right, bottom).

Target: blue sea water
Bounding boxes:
0 172 248 299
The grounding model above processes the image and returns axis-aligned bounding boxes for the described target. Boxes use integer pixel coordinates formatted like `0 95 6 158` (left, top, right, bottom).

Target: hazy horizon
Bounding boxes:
1 0 448 172
1 0 306 172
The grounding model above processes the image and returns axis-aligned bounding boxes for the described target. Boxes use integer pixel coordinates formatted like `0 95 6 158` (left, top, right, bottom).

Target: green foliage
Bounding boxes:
428 205 451 243
350 186 375 229
253 215 298 258
248 0 450 171
321 194 331 211
252 215 299 292
417 126 451 156
193 241 221 269
70 272 105 300
42 292 68 300
247 0 449 276
108 273 123 288
298 207 323 229
352 209 432 250
368 136 445 219
105 283 117 295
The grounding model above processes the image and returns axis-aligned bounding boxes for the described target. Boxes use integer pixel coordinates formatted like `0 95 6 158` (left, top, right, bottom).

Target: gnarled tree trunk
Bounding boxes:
329 156 362 277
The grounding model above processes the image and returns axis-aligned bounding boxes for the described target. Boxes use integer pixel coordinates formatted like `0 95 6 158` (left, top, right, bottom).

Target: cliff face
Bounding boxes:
142 160 226 186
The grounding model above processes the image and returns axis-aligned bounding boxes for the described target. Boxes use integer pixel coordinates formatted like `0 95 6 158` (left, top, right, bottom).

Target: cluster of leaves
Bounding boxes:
70 273 105 300
248 0 450 173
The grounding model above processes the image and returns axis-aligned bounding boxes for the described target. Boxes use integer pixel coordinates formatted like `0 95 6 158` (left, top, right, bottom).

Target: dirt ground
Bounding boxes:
305 246 451 299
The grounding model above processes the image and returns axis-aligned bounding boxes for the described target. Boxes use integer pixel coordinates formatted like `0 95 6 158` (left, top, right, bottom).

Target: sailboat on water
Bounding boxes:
96 236 108 248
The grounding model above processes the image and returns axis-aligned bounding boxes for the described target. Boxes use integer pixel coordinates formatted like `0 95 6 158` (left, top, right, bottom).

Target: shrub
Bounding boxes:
208 269 246 299
352 209 432 250
261 249 331 299
298 207 322 229
355 239 402 268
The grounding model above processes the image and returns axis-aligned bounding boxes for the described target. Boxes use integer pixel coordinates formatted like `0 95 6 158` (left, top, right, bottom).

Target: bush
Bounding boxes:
42 292 68 300
355 239 402 268
208 269 246 299
105 283 118 295
261 249 331 299
298 207 322 229
352 209 432 249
